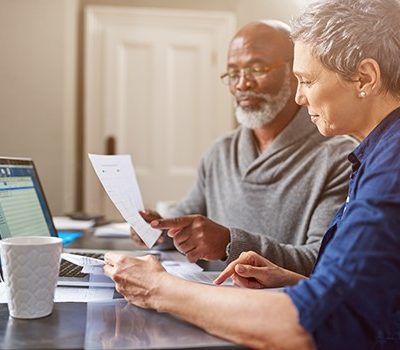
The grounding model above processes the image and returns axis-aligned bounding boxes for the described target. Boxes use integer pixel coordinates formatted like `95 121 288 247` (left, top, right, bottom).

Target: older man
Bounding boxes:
133 20 356 276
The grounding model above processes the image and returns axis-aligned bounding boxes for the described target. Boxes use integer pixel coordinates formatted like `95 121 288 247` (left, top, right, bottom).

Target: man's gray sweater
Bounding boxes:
168 108 357 275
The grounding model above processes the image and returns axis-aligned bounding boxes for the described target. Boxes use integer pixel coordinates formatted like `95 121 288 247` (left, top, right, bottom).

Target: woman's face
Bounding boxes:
293 41 365 138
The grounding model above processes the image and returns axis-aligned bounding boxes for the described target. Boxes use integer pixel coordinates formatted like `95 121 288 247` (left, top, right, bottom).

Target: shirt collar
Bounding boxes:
347 106 400 171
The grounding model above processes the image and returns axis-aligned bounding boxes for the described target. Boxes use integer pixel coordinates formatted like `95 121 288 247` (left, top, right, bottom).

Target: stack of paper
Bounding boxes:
93 222 130 237
53 216 95 230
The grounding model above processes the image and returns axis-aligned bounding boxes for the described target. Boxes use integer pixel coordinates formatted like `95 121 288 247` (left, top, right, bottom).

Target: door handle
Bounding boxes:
106 136 116 155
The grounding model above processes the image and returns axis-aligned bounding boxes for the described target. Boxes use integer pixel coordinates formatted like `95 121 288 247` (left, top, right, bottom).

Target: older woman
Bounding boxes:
104 0 400 349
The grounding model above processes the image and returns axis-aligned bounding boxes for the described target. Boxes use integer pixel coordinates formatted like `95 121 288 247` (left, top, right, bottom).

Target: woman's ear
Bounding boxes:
356 58 381 97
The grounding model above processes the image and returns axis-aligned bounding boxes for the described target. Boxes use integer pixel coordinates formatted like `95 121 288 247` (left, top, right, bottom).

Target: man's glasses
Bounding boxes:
220 61 288 86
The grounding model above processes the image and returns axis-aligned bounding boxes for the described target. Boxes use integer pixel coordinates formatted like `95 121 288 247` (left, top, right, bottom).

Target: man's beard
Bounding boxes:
234 67 292 129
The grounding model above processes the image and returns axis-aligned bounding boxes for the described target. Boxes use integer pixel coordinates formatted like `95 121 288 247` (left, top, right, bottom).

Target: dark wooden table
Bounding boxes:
0 229 243 349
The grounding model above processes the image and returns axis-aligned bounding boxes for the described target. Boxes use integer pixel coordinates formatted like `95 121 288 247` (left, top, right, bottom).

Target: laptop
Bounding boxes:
0 156 120 287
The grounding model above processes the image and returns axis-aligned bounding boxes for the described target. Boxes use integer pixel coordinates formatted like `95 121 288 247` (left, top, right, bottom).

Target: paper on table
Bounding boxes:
54 287 115 302
62 253 104 266
161 262 233 286
53 216 95 230
0 283 115 303
178 271 234 286
94 222 130 237
88 154 161 248
162 260 203 274
61 253 105 275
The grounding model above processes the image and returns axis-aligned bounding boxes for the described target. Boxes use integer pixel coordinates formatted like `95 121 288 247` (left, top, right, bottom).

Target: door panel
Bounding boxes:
84 6 236 219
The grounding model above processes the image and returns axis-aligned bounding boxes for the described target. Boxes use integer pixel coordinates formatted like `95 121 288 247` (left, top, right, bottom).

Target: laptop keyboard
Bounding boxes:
59 252 104 278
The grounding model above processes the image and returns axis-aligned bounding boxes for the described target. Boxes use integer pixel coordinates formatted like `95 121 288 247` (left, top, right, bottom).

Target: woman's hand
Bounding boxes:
214 251 306 289
103 252 168 309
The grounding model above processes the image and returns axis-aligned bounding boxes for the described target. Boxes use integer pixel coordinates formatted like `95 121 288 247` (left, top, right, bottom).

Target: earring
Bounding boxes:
359 91 367 98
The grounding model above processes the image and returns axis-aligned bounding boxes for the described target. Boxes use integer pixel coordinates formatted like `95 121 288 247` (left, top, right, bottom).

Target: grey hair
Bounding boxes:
291 0 400 96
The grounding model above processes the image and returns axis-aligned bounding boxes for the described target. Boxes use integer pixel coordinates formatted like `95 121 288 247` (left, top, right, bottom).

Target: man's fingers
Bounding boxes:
185 248 200 263
174 237 195 255
140 210 161 222
151 216 193 230
167 228 182 237
171 228 192 245
133 238 147 247
130 226 148 246
156 235 165 245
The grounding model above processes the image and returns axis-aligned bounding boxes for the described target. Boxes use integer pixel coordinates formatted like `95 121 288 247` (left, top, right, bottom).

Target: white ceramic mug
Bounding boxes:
0 236 62 319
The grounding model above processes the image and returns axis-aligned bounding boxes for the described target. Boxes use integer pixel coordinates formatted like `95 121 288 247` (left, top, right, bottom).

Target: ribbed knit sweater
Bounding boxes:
168 108 357 275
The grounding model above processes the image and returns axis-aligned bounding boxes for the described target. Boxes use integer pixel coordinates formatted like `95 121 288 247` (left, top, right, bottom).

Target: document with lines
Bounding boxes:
88 154 161 248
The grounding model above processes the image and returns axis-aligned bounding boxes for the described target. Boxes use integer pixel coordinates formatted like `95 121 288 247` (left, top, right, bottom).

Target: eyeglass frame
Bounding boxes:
220 60 290 86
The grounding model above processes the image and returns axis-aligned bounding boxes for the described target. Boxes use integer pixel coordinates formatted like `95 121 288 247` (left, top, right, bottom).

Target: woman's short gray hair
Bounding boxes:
291 0 400 96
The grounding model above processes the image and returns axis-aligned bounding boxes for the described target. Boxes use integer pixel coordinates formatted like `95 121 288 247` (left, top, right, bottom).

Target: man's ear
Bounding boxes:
356 58 381 96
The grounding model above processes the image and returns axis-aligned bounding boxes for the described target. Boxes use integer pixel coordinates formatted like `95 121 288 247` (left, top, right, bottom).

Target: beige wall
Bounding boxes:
0 0 309 215
80 0 307 26
236 0 308 25
0 0 78 215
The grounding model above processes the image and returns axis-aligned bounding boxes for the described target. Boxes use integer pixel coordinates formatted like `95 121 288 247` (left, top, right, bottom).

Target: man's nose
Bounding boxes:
235 74 253 91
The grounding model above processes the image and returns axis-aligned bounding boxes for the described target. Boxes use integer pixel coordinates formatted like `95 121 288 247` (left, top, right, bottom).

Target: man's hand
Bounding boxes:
213 251 306 288
130 210 164 247
151 215 230 263
103 252 167 309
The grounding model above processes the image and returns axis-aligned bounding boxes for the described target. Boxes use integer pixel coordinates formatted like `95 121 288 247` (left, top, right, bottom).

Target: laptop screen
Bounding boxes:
0 157 56 240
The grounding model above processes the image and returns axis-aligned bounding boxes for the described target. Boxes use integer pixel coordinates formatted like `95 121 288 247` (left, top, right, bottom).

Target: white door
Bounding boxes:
84 6 236 219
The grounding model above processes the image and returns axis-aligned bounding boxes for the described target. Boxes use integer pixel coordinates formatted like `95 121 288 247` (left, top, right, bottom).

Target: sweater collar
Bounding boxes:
238 107 316 172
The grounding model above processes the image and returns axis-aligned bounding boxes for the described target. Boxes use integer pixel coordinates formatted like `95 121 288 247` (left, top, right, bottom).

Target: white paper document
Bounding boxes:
88 154 161 248
161 263 233 286
81 265 104 275
0 283 115 303
53 216 95 230
54 287 115 302
93 222 130 238
61 252 104 266
179 271 234 286
61 253 104 275
162 260 204 274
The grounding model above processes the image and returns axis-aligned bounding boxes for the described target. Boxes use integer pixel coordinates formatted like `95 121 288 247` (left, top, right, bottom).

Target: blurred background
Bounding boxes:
0 0 311 220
